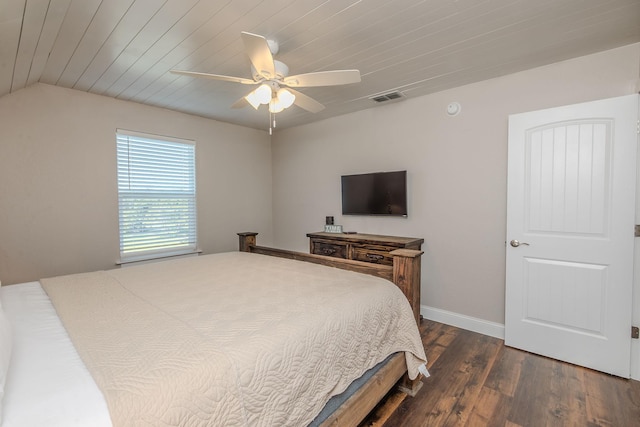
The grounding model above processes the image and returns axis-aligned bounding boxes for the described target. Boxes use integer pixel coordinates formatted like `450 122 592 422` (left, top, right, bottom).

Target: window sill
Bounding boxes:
116 248 202 266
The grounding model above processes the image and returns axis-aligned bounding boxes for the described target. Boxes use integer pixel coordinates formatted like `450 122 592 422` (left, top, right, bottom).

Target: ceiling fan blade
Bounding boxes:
283 70 361 87
241 32 276 80
288 89 325 113
170 69 255 84
231 96 249 109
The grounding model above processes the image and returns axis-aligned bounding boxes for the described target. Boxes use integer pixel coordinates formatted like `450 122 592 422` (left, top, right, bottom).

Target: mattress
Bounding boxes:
0 282 112 427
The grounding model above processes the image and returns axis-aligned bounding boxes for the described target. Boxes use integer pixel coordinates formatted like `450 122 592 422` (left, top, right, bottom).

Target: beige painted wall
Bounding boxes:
271 43 640 326
0 83 273 285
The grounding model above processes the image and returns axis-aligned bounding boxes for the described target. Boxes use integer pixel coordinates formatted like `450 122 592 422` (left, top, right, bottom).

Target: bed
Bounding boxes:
0 232 428 426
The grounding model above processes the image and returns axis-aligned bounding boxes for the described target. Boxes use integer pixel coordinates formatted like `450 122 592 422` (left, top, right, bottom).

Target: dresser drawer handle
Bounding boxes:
366 254 384 260
322 248 337 255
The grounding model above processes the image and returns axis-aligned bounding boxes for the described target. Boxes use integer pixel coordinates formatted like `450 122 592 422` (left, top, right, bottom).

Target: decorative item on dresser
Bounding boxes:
306 232 424 324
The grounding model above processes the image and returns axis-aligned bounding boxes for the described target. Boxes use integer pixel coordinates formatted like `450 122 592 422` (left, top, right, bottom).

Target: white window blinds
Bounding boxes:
116 130 197 262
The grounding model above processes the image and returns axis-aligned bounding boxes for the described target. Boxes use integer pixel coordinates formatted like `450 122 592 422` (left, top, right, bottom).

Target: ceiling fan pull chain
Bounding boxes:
269 112 273 135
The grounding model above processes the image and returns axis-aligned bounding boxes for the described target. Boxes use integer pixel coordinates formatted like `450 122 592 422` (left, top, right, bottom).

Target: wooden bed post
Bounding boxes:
389 249 424 398
237 232 258 252
390 249 423 326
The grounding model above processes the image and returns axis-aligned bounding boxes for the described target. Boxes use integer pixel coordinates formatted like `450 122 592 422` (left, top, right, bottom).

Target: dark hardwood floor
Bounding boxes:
362 319 640 427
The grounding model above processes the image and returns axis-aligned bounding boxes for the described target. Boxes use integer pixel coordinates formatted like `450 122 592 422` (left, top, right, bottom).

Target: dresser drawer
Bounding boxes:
312 241 347 259
307 232 423 266
351 247 393 265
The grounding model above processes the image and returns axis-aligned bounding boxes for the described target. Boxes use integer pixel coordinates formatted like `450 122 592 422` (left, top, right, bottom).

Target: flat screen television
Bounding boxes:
341 170 407 216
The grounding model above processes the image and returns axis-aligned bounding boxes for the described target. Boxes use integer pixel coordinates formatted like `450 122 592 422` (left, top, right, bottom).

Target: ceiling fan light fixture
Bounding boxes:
255 83 272 104
245 83 272 109
277 88 295 109
269 88 296 113
245 91 261 109
269 98 285 114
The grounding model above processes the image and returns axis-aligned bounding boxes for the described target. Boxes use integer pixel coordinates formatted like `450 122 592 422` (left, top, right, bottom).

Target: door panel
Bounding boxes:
524 258 605 335
505 94 638 378
526 121 610 235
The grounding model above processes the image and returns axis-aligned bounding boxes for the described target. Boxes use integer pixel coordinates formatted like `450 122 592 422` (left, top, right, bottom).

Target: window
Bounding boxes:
116 130 197 262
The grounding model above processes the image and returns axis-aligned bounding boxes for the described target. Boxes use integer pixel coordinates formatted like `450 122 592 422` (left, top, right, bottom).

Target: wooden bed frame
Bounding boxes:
237 232 425 427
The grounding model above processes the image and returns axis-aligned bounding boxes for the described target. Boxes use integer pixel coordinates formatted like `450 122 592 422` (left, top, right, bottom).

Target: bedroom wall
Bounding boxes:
0 83 273 285
271 43 640 330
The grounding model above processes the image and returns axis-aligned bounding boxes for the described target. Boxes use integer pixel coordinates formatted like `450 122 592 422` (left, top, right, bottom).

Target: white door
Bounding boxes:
505 94 639 378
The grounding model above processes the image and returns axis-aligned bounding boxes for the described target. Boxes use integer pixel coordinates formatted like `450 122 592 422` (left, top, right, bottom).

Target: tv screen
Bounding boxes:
341 170 407 216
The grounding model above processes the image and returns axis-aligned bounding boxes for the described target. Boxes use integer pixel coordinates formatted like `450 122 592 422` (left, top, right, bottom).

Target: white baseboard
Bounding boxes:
421 305 505 340
421 305 640 380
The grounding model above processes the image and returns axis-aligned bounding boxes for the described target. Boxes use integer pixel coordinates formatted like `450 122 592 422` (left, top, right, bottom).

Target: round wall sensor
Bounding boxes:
447 102 461 116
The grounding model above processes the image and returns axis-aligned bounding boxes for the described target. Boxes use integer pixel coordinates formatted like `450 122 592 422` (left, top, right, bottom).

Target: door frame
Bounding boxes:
633 93 640 379
504 94 639 378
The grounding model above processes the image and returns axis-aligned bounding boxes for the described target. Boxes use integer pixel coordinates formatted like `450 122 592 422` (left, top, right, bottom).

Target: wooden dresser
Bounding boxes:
307 232 424 266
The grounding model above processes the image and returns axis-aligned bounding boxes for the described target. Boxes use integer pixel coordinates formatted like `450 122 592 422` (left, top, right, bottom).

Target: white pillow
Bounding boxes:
0 300 12 423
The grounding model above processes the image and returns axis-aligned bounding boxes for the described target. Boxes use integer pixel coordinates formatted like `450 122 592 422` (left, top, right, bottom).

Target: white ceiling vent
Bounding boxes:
370 91 404 103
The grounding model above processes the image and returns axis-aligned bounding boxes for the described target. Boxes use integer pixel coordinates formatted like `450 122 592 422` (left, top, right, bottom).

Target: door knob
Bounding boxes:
510 239 530 247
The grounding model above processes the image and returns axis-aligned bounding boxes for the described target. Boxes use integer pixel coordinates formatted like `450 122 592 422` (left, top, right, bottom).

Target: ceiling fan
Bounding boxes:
170 32 361 131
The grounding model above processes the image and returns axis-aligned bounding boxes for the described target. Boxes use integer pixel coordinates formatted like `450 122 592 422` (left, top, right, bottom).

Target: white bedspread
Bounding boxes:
0 282 112 427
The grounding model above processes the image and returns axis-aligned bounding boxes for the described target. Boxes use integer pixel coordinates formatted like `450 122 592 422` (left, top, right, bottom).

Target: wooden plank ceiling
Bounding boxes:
1 0 639 131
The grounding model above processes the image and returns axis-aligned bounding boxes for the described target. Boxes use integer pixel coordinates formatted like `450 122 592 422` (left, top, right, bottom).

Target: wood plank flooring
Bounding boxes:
361 319 640 427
